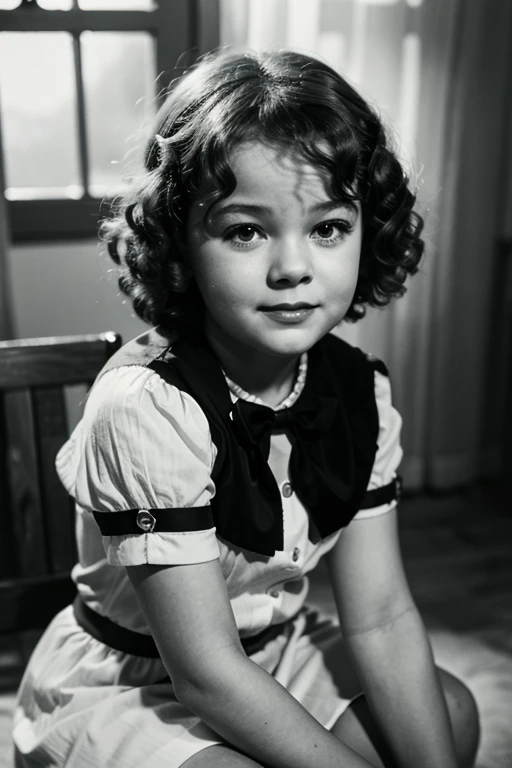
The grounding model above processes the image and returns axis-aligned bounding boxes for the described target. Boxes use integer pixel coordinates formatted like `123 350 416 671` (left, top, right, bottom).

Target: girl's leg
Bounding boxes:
331 668 480 768
181 745 264 768
181 669 479 768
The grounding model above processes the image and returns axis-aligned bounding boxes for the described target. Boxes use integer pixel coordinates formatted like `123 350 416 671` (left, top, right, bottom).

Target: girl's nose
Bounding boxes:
267 240 313 287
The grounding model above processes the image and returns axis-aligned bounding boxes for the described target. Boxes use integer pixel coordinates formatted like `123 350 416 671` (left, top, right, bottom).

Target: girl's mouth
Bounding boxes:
259 303 318 323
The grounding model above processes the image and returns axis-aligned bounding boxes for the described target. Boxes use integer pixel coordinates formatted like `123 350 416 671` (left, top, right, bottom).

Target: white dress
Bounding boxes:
13 351 402 768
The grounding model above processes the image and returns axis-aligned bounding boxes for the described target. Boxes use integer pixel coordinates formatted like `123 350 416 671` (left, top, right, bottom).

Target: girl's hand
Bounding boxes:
126 558 376 768
326 509 460 768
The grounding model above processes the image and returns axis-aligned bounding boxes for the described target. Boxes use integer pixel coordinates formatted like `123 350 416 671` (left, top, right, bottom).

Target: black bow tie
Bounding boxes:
231 395 338 460
230 394 354 527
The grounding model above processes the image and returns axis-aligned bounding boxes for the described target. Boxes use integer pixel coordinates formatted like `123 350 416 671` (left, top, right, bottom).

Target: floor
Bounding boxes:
1 482 511 767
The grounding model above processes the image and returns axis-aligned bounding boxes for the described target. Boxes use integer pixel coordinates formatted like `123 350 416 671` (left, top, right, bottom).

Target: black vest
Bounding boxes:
93 328 383 557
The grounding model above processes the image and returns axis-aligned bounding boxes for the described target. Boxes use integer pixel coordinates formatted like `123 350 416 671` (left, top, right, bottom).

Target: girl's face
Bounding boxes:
186 141 362 362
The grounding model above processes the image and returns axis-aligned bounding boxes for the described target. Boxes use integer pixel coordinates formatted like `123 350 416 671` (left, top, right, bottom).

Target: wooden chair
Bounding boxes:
0 332 122 636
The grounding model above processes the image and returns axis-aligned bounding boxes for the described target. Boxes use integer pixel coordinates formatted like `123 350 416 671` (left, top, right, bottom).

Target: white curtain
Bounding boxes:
220 0 512 491
0 118 13 342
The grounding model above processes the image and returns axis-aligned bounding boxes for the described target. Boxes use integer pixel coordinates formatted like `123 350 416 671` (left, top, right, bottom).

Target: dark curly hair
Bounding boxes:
102 49 424 330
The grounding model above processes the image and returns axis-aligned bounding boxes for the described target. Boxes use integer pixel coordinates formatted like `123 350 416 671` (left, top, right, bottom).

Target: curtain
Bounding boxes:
219 0 512 491
0 117 13 342
425 1 512 488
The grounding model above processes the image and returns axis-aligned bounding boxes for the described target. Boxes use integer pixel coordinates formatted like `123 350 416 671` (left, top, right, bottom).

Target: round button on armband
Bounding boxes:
136 509 156 533
282 482 293 498
270 590 280 598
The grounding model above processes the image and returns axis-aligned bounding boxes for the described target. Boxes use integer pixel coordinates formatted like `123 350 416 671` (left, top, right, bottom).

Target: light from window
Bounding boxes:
37 0 74 9
78 0 155 9
397 32 420 167
0 0 156 7
0 32 82 199
318 31 346 75
285 0 321 51
357 0 400 5
81 31 156 197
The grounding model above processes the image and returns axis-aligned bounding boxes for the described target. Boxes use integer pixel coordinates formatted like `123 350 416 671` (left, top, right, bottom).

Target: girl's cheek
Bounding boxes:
328 260 359 290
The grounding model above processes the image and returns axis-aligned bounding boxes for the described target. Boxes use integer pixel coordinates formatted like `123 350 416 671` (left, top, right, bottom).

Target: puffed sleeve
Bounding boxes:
352 368 403 520
56 365 220 566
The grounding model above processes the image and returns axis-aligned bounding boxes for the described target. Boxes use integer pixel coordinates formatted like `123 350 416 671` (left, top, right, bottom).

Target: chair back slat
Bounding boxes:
0 331 122 635
0 332 121 389
33 387 77 572
5 389 49 578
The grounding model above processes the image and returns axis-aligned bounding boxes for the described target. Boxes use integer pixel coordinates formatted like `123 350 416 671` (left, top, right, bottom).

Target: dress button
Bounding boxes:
292 547 300 562
282 481 293 498
270 590 280 598
136 509 156 532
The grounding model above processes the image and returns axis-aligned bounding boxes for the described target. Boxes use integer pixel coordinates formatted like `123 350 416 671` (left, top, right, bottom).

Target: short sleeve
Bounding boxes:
353 369 403 520
56 365 220 566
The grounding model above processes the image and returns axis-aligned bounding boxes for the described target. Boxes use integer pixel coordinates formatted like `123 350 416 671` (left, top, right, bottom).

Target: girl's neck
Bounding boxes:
204 327 300 409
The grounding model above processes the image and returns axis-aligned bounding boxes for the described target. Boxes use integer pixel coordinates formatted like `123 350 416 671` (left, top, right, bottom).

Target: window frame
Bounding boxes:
0 0 220 242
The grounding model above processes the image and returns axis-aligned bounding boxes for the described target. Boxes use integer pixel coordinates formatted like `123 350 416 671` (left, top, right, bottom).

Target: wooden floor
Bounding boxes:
0 482 511 767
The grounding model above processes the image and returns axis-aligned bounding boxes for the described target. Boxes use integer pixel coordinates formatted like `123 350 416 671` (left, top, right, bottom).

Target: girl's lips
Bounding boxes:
260 307 317 324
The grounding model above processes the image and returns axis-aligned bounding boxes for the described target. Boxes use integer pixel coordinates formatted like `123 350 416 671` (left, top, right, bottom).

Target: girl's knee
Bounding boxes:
440 668 479 731
181 745 264 768
438 669 480 767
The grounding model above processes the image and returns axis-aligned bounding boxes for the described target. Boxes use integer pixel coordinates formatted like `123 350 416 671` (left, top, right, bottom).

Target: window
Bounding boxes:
0 0 219 242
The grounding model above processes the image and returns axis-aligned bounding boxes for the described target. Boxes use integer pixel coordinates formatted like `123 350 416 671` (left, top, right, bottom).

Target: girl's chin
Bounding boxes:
250 333 321 358
207 314 338 359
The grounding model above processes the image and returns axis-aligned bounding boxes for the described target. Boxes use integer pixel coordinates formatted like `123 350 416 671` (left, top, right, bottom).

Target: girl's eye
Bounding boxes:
311 220 353 245
223 224 264 248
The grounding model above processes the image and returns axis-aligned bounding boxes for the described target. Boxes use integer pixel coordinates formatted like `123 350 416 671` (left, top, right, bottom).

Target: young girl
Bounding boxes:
13 50 479 768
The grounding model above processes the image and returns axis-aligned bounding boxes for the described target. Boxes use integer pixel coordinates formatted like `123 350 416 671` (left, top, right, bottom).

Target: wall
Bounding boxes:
8 240 146 343
426 1 512 486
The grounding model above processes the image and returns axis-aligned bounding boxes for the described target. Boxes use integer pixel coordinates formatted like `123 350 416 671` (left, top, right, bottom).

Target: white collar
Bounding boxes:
224 353 308 411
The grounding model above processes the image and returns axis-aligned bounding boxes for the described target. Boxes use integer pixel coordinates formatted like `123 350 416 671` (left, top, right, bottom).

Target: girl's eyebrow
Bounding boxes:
310 200 357 215
210 203 273 219
210 200 355 219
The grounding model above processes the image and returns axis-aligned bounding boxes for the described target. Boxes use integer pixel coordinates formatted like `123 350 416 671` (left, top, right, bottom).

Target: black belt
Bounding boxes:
73 596 291 660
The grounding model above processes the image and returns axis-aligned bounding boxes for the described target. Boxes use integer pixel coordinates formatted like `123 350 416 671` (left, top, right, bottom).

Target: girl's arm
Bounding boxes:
325 508 458 768
127 558 376 768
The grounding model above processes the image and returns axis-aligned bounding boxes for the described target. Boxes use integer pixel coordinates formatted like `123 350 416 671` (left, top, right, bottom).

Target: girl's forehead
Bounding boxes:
230 140 322 175
222 140 333 200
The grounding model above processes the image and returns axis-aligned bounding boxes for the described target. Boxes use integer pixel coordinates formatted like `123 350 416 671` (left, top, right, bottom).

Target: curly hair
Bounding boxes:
102 49 424 330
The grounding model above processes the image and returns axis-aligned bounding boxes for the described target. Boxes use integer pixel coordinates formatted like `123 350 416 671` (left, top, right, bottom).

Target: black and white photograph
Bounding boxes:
0 1 510 766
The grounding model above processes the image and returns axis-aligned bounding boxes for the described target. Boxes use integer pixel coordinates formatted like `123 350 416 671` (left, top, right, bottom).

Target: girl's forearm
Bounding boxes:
176 649 376 768
346 606 458 768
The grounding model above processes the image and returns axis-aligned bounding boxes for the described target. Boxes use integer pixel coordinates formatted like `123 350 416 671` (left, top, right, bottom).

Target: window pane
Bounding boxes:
81 31 156 196
0 32 82 199
79 0 155 9
37 0 74 9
